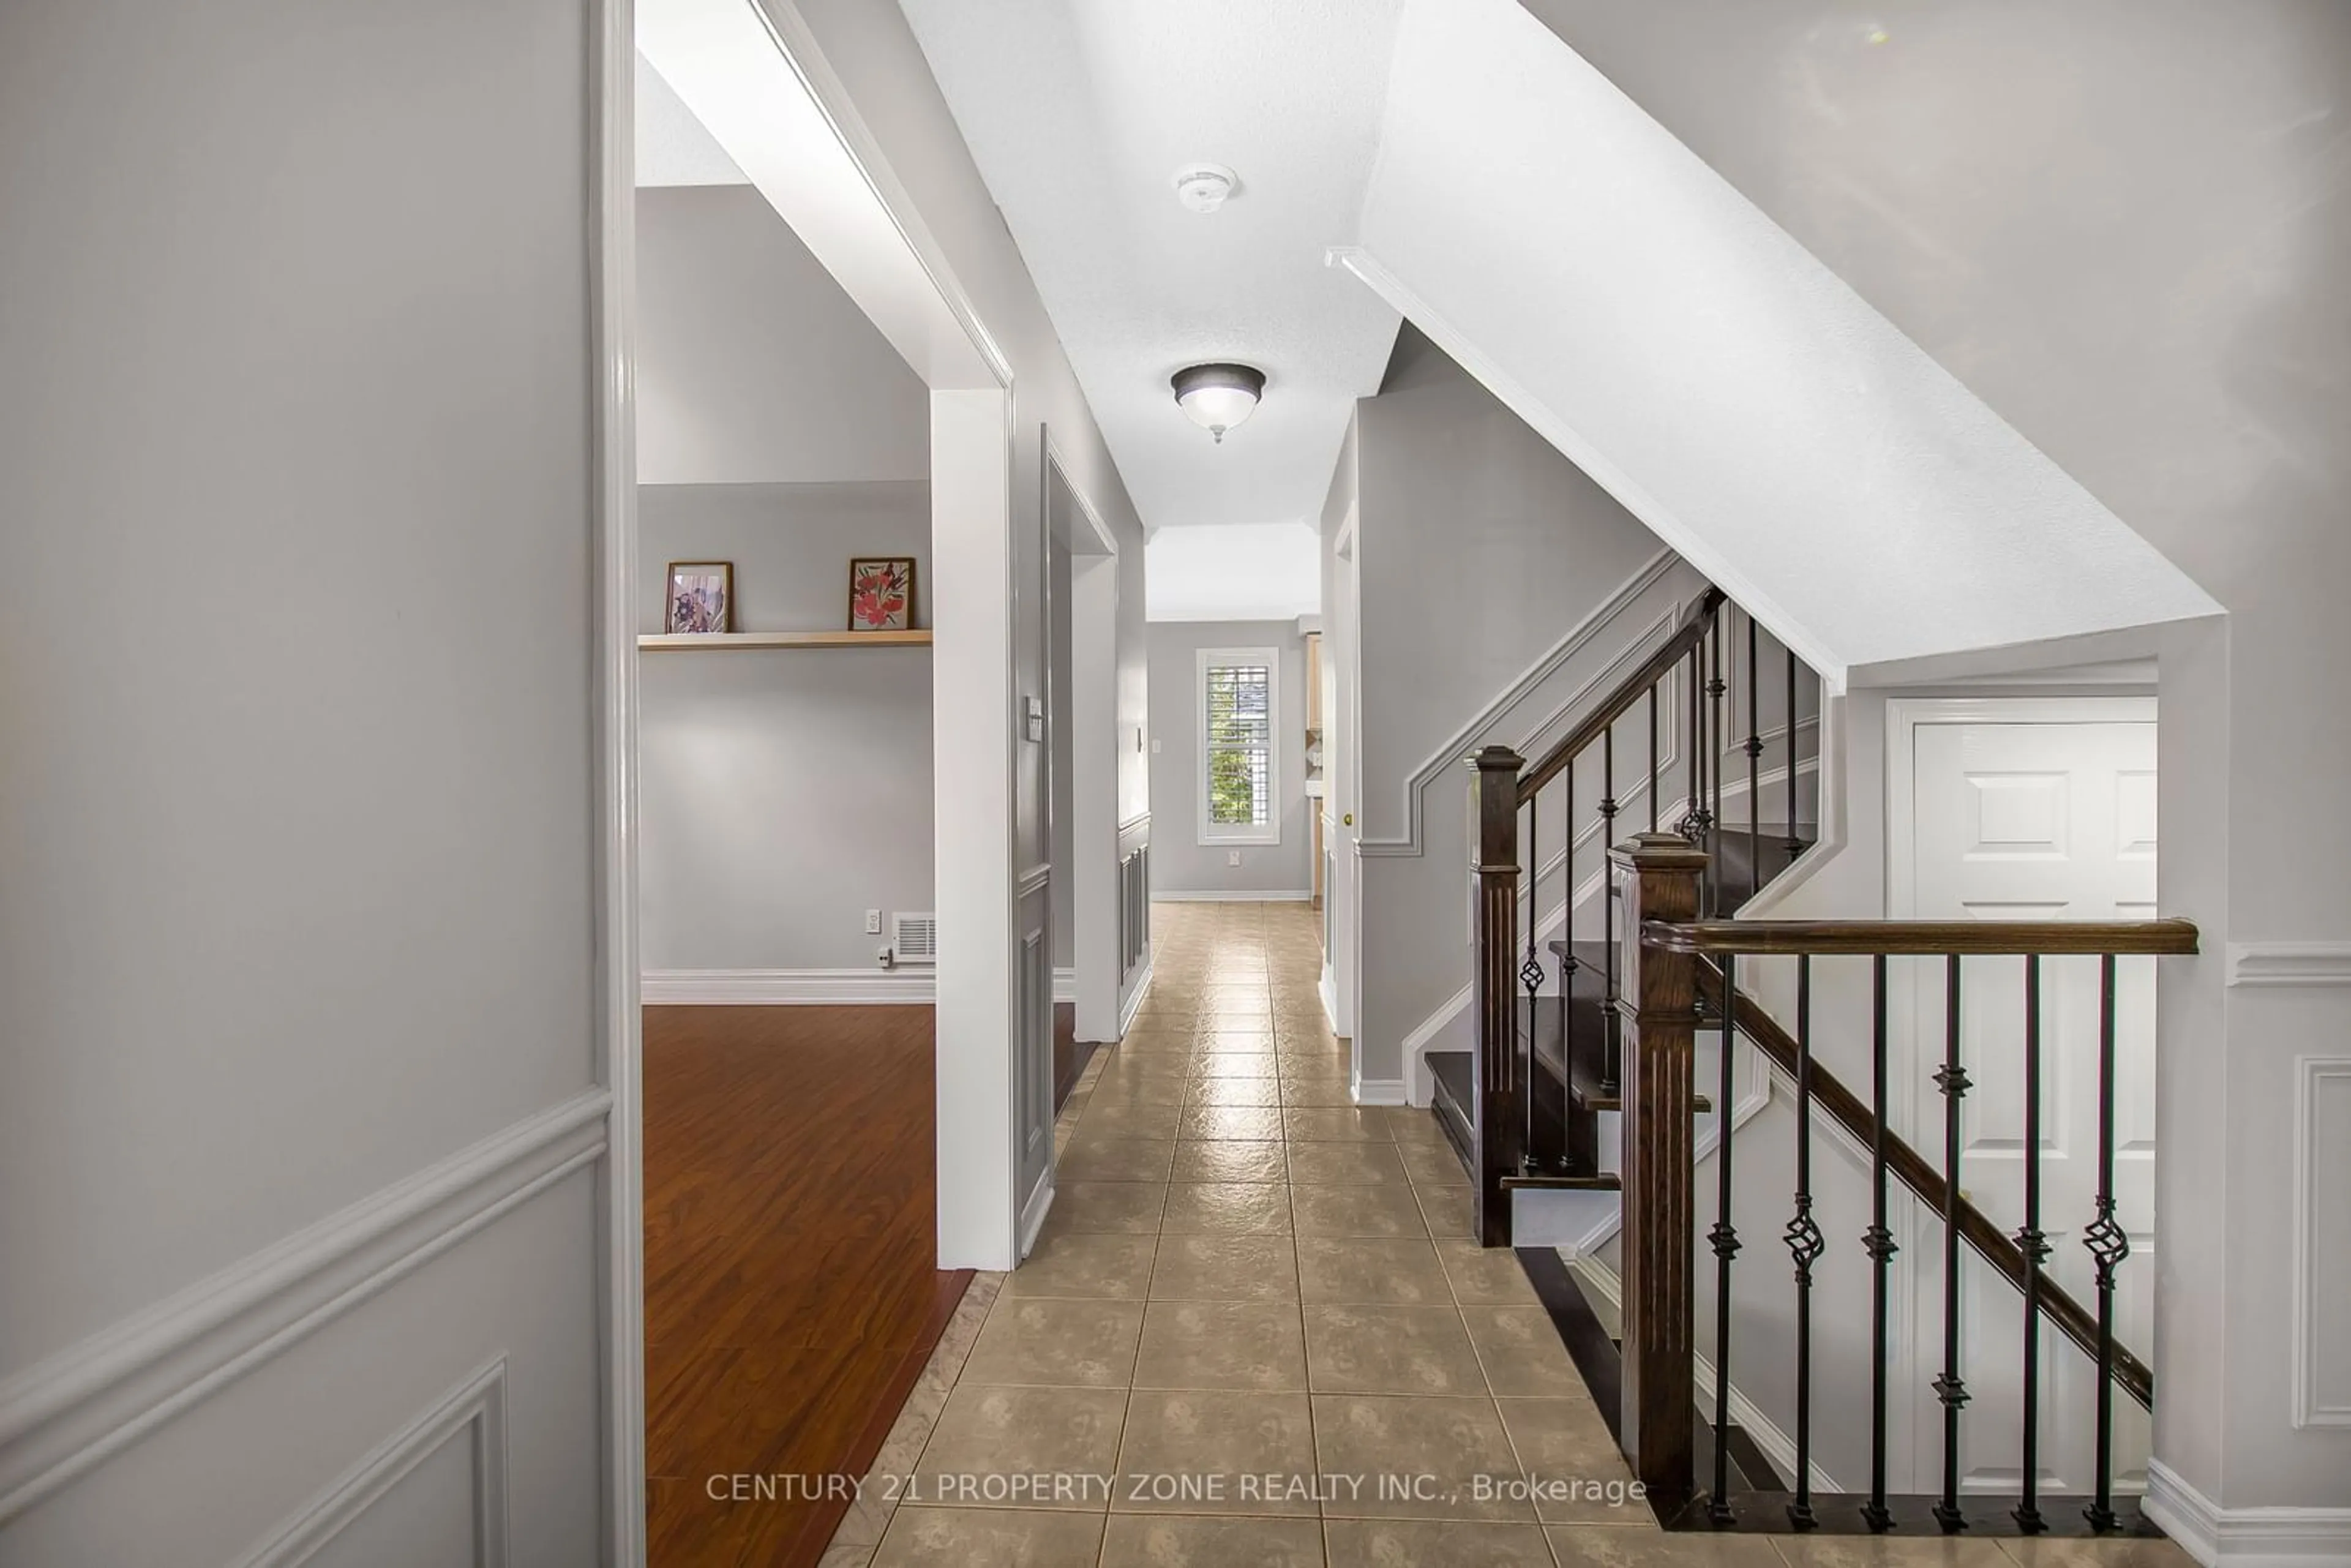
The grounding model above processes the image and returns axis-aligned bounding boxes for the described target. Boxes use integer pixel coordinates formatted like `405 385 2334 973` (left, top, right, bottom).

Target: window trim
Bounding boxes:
1195 645 1281 847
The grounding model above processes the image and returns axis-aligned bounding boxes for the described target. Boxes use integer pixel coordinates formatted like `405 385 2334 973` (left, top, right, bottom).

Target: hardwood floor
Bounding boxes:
645 1003 966 1567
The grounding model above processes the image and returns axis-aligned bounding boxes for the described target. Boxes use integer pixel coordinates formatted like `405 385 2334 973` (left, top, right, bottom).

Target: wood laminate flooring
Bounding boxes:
645 1003 967 1566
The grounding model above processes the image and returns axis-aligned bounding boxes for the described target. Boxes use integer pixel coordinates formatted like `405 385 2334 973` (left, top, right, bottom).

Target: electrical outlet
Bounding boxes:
1226 850 1242 868
864 909 882 936
1151 738 1163 754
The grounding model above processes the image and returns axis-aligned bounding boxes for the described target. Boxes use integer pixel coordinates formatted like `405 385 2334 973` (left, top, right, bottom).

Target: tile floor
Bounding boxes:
822 902 2197 1568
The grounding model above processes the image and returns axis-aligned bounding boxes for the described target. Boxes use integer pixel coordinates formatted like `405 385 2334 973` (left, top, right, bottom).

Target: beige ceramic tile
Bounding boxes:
872 1506 1106 1565
1777 1539 2018 1568
1296 1237 1454 1305
1169 1139 1288 1184
1074 1100 1185 1141
1291 1182 1432 1239
1100 1512 1324 1564
959 1297 1145 1387
1160 1182 1292 1236
1415 1184 1475 1239
1304 1304 1488 1395
1545 1528 1787 1566
1132 1299 1309 1392
1435 1240 1541 1305
1149 1235 1301 1302
1059 1138 1178 1184
1178 1103 1288 1141
1112 1390 1319 1516
1277 1077 1364 1107
1003 1231 1159 1300
1283 1106 1395 1142
817 1542 877 1568
1399 1139 1472 1187
1287 1141 1410 1184
1997 1542 2203 1568
1491 1398 1641 1525
1461 1305 1586 1397
1184 1077 1284 1107
1322 1519 1557 1565
1188 1050 1281 1078
1046 1182 1168 1235
908 1385 1128 1510
1311 1394 1534 1522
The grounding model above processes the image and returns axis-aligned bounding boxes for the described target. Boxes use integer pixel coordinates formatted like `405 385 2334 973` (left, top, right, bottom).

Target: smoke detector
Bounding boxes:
1172 163 1237 214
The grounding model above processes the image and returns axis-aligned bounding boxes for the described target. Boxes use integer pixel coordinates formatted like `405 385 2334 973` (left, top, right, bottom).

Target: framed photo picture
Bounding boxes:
847 557 917 632
665 561 733 634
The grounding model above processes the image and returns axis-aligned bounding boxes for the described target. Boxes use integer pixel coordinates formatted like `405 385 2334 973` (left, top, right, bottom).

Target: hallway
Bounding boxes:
826 900 1658 1566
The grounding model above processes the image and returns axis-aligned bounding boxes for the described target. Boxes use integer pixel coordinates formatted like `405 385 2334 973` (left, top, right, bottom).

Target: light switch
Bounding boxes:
1150 738 1163 754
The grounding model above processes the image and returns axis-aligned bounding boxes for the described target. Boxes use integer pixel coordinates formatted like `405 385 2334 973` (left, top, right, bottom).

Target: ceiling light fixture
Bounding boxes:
1171 362 1265 444
1172 163 1238 214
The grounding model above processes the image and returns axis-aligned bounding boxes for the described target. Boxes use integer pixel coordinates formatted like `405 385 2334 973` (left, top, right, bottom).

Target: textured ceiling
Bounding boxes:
898 0 1404 534
636 51 746 188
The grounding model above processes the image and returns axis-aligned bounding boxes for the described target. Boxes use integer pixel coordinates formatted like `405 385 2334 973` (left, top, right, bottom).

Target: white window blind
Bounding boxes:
1198 647 1280 845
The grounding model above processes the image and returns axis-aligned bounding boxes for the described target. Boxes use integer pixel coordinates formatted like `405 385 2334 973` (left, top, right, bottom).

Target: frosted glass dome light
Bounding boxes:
1171 362 1265 444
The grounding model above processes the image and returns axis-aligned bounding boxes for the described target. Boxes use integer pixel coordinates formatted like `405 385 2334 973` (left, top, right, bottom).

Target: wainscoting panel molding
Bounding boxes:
235 1359 509 1568
2230 941 2351 988
0 1091 608 1522
2294 1056 2351 1430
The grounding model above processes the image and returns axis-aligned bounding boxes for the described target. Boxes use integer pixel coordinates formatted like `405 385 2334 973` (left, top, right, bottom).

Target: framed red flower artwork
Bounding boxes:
847 556 917 632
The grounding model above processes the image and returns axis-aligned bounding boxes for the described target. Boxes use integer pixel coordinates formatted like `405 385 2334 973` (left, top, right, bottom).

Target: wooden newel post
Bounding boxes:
1468 745 1525 1248
1610 830 1709 1505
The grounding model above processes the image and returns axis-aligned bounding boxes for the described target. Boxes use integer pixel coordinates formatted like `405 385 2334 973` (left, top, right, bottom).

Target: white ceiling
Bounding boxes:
636 51 746 187
897 0 1404 541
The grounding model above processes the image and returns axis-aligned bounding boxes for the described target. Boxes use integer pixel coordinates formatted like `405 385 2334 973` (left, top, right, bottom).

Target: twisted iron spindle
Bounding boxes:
1706 614 1727 914
1783 956 1823 1530
1861 955 1897 1532
2015 956 2050 1534
1783 645 1804 862
1647 686 1660 832
1932 955 1971 1533
2084 955 2130 1532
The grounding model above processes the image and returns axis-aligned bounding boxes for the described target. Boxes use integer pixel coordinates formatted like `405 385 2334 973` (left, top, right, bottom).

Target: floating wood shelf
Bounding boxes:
637 630 933 651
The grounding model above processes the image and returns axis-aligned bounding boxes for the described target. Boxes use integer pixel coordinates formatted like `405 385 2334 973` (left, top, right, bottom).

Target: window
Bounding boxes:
1198 647 1280 845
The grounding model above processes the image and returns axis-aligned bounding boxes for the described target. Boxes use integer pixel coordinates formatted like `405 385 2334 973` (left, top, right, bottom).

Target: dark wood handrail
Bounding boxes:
1517 587 1725 804
1648 918 2199 958
1695 959 2155 1411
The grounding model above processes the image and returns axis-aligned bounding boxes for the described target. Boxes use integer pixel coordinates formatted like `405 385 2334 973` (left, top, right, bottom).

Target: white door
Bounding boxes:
1899 706 2158 1502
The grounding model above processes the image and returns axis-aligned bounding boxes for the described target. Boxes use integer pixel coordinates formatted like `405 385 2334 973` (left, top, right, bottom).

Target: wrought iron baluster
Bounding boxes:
1601 726 1621 1095
1933 955 1971 1533
2084 955 2129 1532
2015 956 2050 1533
1521 795 1543 1174
1862 955 1897 1532
1685 643 1704 840
1783 645 1804 861
1783 956 1823 1530
1556 768 1579 1174
1706 951 1741 1523
1647 686 1660 832
1707 614 1727 915
1745 615 1762 904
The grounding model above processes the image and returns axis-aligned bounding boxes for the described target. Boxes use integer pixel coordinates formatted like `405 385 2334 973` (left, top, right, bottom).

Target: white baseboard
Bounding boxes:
1017 1171 1054 1259
1351 1076 1408 1108
1052 966 1076 1005
640 968 934 1005
2146 1458 2351 1567
1118 956 1153 1038
1150 889 1314 903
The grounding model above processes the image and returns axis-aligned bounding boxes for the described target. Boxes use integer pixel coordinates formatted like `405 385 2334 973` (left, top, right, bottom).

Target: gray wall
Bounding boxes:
637 482 935 972
1148 621 1315 898
1354 327 1673 1085
0 1 601 1559
1049 536 1076 969
1535 0 2351 1514
636 184 929 486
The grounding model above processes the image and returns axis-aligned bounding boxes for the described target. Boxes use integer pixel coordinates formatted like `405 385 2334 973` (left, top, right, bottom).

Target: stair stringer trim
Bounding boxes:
1358 550 1692 857
1568 1253 1843 1499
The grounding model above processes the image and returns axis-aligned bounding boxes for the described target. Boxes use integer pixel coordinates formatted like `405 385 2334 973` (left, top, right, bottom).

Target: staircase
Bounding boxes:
1432 583 2202 1540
